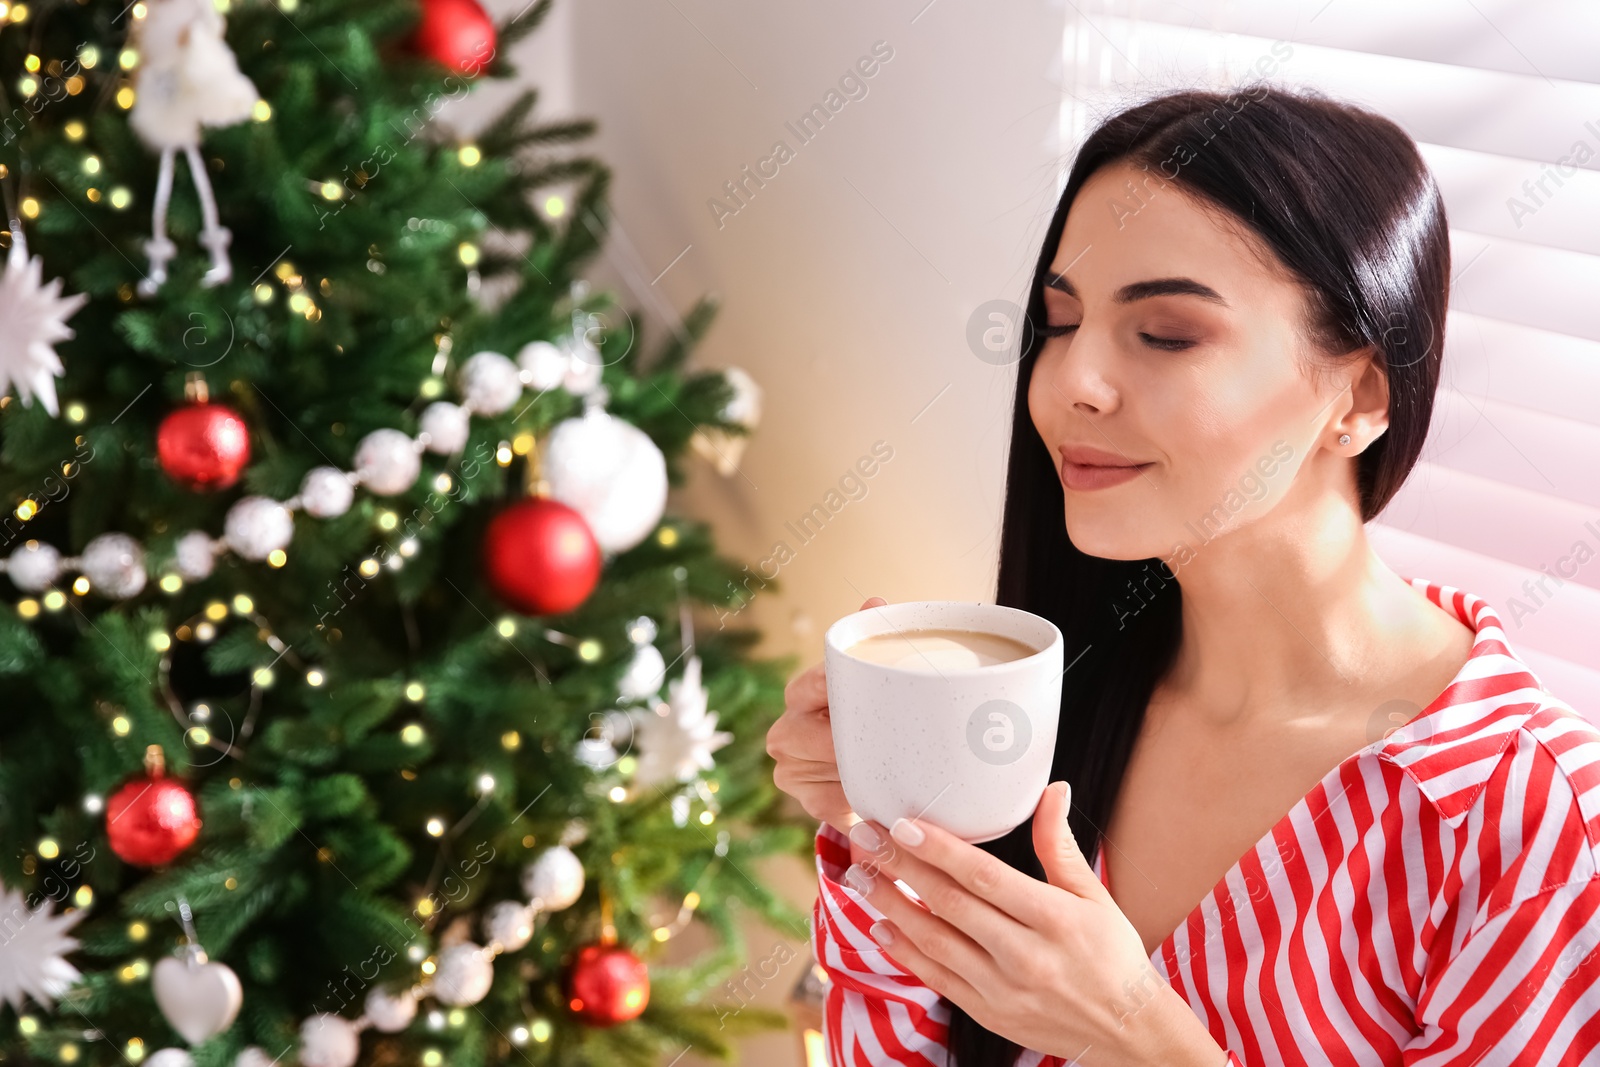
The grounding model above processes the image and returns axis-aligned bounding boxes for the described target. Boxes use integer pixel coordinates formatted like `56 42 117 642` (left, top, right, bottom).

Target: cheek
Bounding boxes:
1026 350 1059 437
1162 347 1310 514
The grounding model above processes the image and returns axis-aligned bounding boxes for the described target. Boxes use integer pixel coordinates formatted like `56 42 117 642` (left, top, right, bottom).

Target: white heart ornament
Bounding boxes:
154 955 243 1045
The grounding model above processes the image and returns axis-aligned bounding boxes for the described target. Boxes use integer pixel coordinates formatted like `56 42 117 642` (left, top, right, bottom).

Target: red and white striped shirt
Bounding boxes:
811 578 1600 1066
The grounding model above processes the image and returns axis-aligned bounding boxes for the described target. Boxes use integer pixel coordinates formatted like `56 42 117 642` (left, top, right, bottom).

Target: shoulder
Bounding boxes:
1380 579 1600 925
1479 699 1600 890
1393 691 1600 938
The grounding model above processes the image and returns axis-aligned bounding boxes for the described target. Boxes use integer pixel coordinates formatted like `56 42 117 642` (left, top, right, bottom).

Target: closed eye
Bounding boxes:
1140 333 1195 351
1037 323 1194 352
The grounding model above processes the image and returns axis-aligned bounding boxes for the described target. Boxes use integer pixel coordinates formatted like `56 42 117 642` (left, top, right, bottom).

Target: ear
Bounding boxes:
1330 347 1389 452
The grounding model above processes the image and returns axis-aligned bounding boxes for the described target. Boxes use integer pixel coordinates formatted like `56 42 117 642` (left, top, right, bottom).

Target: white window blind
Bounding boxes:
1057 0 1600 714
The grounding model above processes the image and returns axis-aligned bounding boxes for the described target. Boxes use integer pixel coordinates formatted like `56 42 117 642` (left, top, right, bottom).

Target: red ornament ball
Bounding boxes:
106 772 201 867
566 943 650 1027
412 0 497 75
482 498 602 616
157 402 251 491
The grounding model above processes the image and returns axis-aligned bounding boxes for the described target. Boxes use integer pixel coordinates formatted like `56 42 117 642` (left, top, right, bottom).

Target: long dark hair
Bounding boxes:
947 85 1450 1065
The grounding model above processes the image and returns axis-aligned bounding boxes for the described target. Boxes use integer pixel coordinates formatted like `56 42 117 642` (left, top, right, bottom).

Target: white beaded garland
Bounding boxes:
6 540 61 592
575 732 619 770
81 532 147 598
430 942 494 1007
521 845 584 911
516 340 566 391
0 329 666 600
298 1013 361 1067
561 334 604 396
363 985 418 1033
458 350 523 415
353 429 421 496
173 530 217 581
144 1051 194 1067
225 497 294 561
419 401 470 455
544 407 667 554
299 466 356 519
482 900 534 952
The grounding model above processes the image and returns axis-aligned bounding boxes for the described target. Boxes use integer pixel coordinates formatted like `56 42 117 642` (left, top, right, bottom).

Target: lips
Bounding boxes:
1056 444 1152 492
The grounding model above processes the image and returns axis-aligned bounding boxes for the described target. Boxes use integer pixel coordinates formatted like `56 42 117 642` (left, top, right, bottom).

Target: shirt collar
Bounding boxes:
1375 577 1554 825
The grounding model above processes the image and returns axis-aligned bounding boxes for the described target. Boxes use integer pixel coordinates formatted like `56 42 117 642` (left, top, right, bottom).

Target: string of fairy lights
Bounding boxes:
10 559 731 1064
0 6 759 1060
1 0 573 296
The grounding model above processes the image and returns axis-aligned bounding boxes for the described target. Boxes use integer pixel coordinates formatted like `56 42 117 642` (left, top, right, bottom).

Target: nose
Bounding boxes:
1037 326 1120 417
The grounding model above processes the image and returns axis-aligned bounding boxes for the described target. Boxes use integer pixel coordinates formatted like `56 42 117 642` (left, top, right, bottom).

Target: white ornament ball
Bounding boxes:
459 350 523 415
144 1051 194 1067
300 466 355 519
299 1013 361 1067
419 401 470 455
562 334 604 396
544 408 667 554
431 942 494 1007
354 428 421 496
575 734 618 770
516 340 567 391
173 530 216 581
234 1048 274 1067
7 540 61 591
224 497 293 561
618 642 667 704
604 709 636 749
363 985 418 1033
522 845 584 911
81 532 147 598
483 900 534 952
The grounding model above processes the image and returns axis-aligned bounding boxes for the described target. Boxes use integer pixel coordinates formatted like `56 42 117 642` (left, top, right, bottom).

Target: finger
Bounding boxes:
882 816 1057 930
777 756 844 780
852 822 1026 957
768 701 834 760
771 766 852 823
1032 780 1110 901
782 663 828 713
866 918 989 1014
770 759 845 798
844 863 992 1008
859 596 887 611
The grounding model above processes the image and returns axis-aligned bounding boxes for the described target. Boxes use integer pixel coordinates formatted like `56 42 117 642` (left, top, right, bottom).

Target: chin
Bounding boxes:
1061 507 1163 562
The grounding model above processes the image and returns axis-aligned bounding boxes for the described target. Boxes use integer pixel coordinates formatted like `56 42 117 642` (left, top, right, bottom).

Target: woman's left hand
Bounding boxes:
842 780 1224 1065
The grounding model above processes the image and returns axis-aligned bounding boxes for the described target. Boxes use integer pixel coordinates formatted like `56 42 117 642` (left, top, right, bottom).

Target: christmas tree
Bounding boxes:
0 0 808 1065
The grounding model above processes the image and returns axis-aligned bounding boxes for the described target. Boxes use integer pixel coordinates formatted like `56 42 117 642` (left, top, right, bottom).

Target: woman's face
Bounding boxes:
1027 159 1372 569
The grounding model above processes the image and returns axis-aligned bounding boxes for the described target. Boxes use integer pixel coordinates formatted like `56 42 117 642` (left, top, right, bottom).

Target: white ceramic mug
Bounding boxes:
823 600 1065 843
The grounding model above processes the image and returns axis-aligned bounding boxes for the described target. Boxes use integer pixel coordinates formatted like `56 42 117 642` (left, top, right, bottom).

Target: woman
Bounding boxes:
767 86 1600 1065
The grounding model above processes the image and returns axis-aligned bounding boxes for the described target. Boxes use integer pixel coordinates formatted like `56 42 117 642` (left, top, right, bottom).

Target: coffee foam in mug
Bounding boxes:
844 627 1039 672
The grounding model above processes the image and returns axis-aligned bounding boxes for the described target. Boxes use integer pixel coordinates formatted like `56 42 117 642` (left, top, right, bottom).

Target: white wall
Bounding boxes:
565 0 1070 661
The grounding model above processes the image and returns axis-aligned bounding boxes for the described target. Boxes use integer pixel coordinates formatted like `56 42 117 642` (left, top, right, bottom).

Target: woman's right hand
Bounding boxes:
768 597 886 855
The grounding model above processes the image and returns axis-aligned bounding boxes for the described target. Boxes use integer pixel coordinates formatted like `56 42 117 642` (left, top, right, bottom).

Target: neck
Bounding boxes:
1159 487 1451 728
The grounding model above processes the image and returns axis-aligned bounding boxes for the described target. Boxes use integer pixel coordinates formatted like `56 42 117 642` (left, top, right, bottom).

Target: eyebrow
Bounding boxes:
1043 272 1230 307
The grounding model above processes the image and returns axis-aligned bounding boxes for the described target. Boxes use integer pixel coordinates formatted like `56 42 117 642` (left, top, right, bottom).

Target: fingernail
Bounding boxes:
849 821 885 853
890 818 925 847
869 920 895 946
844 863 876 895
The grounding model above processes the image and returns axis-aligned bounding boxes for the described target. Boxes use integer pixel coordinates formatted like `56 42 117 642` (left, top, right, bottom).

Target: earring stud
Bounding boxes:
1338 434 1351 446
